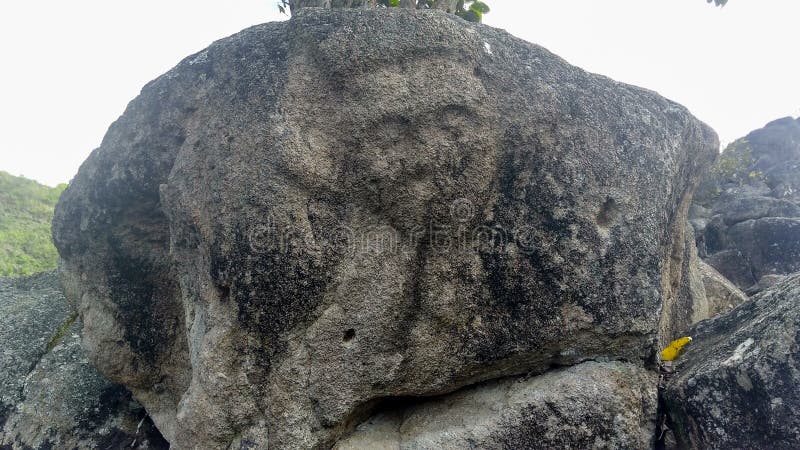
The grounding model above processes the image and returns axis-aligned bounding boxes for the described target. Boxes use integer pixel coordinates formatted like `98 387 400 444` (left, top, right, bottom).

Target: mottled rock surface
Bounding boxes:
0 272 71 425
52 8 717 449
697 261 748 317
335 361 657 449
694 117 800 290
663 273 800 449
663 222 712 331
0 272 167 449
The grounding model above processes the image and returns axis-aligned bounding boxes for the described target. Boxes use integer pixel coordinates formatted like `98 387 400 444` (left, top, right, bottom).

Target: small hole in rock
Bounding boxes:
597 197 619 228
219 286 231 302
343 328 356 343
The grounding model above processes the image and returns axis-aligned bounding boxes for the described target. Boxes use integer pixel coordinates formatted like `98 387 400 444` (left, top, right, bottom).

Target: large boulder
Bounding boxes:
0 272 167 449
663 273 800 449
694 117 800 290
747 117 800 201
52 8 717 449
726 217 800 280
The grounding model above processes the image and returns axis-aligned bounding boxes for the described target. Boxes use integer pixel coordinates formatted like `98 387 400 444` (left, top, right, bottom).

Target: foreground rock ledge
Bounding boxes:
336 361 657 449
0 272 167 449
53 8 717 449
663 273 800 449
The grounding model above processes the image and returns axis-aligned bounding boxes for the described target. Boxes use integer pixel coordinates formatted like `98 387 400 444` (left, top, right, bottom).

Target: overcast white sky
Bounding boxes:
0 1 798 186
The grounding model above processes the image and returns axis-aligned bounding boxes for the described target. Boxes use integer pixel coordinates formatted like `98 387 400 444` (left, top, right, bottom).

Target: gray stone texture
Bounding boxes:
52 9 717 449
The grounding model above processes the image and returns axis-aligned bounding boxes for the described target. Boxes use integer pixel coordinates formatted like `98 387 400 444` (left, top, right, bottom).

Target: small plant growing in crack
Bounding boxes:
46 311 79 352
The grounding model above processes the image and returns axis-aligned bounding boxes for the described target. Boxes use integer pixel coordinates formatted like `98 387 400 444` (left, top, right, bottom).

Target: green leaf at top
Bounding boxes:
470 1 490 13
458 9 482 22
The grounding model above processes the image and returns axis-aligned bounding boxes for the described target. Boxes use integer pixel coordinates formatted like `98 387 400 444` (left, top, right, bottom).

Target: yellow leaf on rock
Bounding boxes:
661 336 693 361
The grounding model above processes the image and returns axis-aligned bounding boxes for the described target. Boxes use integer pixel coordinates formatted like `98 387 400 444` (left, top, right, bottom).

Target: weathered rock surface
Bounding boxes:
746 273 787 296
0 272 167 449
663 273 800 449
335 361 657 449
694 117 800 290
697 261 748 317
664 222 713 331
52 8 717 449
655 220 745 343
0 272 71 427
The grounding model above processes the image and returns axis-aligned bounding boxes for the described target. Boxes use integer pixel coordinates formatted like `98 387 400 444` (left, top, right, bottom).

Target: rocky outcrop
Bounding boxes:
335 361 657 449
0 272 167 449
697 261 748 317
52 8 717 449
663 273 800 449
693 117 800 291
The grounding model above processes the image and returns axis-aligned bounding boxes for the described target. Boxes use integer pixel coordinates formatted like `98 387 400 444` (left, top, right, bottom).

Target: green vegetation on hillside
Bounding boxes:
0 171 66 277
